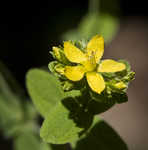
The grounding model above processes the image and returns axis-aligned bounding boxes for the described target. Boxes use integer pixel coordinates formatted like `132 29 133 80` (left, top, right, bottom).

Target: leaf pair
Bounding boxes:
26 69 83 144
26 68 128 150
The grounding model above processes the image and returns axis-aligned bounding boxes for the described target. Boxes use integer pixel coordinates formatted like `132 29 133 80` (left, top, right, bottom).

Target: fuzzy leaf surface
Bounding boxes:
26 69 64 117
40 102 83 144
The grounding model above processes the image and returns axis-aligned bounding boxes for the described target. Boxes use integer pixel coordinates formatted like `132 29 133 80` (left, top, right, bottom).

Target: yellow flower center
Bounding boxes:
81 52 97 72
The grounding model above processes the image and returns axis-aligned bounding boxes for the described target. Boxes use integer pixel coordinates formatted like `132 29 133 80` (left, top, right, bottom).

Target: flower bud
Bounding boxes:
52 47 69 64
114 81 127 89
55 64 65 75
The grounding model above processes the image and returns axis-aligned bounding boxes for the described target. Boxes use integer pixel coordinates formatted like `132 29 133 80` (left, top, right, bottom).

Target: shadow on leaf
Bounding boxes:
75 120 128 150
61 88 117 138
90 89 128 104
87 100 115 115
50 144 70 150
62 97 94 135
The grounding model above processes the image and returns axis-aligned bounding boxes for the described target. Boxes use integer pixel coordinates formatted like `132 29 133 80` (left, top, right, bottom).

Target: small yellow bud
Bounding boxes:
53 47 61 60
55 65 65 75
114 81 126 89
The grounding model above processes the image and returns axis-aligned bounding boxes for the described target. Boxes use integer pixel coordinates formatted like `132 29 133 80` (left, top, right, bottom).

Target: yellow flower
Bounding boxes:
62 35 126 94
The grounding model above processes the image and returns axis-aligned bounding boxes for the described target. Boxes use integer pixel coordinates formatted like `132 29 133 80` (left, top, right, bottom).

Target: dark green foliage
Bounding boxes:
74 119 128 150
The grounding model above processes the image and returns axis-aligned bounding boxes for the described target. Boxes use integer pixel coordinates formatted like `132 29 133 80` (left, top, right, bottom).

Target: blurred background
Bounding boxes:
0 0 148 149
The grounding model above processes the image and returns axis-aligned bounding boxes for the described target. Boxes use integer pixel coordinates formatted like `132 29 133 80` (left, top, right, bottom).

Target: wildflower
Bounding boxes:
54 35 126 94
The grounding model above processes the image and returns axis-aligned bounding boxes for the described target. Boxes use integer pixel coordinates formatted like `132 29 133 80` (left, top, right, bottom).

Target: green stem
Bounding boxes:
89 0 100 14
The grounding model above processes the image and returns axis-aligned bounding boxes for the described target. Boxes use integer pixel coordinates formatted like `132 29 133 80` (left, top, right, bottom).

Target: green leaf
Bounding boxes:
99 14 119 42
90 89 128 104
78 13 100 40
0 94 23 138
13 132 52 150
87 99 115 115
74 119 128 150
90 90 115 103
40 102 83 144
23 101 38 122
62 13 119 43
0 74 23 137
26 69 64 117
71 116 101 149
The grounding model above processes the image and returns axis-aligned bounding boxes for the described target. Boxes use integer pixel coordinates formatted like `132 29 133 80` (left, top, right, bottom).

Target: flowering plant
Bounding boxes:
25 35 134 146
0 35 135 150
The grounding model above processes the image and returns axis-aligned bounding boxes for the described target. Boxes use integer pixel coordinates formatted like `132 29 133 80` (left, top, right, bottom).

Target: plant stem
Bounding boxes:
89 0 100 14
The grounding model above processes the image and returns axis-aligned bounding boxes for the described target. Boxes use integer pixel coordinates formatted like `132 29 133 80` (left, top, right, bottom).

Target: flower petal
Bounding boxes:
86 72 105 94
64 41 87 63
64 66 85 81
98 59 126 73
87 35 104 63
